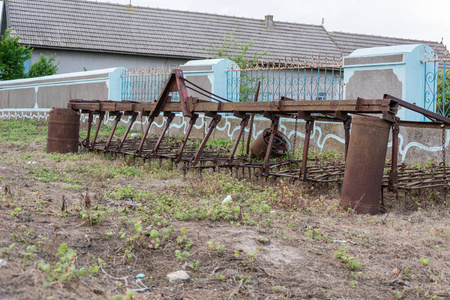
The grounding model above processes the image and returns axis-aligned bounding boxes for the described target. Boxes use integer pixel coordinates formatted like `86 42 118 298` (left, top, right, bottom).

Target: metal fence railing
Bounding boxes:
226 56 344 102
121 66 177 102
120 52 450 120
423 48 450 117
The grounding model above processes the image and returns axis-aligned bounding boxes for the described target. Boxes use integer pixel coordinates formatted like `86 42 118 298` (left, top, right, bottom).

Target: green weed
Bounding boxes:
334 249 361 271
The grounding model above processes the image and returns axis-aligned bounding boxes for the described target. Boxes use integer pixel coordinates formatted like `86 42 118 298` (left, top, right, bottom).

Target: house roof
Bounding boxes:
4 0 342 60
3 0 448 62
327 31 446 57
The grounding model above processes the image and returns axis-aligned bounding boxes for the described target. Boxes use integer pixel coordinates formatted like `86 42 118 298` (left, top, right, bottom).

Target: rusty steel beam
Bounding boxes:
70 98 395 116
385 94 450 125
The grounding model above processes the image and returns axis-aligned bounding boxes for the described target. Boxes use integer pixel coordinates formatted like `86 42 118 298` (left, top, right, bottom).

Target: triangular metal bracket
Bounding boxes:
151 69 193 118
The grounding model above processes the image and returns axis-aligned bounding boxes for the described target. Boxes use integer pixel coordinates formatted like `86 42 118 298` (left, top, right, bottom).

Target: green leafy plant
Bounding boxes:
257 237 269 244
176 227 193 249
20 245 36 263
80 204 105 225
1 243 15 258
304 226 329 243
175 250 190 262
37 244 88 284
149 228 161 249
204 30 267 102
207 239 216 249
188 260 200 270
0 29 32 80
401 267 412 277
242 248 261 266
215 273 225 281
0 29 59 80
420 257 430 266
334 249 361 271
436 70 450 117
27 53 59 78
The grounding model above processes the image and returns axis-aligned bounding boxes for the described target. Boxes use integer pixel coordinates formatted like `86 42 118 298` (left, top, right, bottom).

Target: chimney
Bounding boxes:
264 15 274 30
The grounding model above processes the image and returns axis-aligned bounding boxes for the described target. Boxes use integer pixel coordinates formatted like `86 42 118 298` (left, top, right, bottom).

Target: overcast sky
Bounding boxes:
96 0 450 50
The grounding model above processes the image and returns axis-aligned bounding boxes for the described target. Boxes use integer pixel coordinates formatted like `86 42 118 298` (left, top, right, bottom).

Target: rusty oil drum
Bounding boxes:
340 115 391 214
250 128 291 158
47 108 80 154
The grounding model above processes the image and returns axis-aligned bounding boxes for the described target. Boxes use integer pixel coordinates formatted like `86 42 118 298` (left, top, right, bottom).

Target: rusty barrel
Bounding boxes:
250 128 291 158
47 108 80 153
340 115 391 214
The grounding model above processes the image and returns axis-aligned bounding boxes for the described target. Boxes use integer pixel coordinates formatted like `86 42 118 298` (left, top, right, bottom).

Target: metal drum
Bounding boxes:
47 108 80 153
250 128 291 158
340 115 391 214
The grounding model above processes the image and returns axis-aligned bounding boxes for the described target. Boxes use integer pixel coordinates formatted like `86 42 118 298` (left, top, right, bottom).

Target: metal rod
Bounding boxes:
344 116 351 161
246 81 261 155
152 113 175 155
85 111 93 147
389 118 399 193
227 114 250 165
191 114 222 166
104 113 122 151
115 113 137 153
262 117 279 175
90 111 105 150
301 119 314 181
136 116 155 155
174 114 199 163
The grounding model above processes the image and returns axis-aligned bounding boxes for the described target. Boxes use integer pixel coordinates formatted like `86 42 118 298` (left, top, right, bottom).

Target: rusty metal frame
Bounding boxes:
68 69 450 201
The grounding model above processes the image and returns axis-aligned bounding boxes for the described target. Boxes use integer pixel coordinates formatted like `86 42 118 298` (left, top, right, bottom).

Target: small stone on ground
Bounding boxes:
167 270 189 283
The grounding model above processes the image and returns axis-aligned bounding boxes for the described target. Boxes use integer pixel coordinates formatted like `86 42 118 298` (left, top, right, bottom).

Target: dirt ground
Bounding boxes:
0 121 449 300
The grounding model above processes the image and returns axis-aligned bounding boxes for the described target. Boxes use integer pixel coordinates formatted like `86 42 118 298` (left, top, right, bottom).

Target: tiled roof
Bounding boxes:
4 0 447 61
5 0 342 60
327 31 446 57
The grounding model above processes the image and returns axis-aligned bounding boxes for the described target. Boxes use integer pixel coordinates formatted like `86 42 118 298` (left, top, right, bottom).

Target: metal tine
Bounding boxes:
115 112 138 153
174 114 199 163
104 113 122 151
85 111 94 147
191 113 222 166
152 112 175 156
90 111 105 150
136 115 155 155
262 117 279 175
226 114 250 165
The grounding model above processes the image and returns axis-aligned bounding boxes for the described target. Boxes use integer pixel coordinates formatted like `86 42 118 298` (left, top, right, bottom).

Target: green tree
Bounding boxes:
0 29 32 80
205 31 267 69
28 53 59 78
436 70 450 117
205 31 267 101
